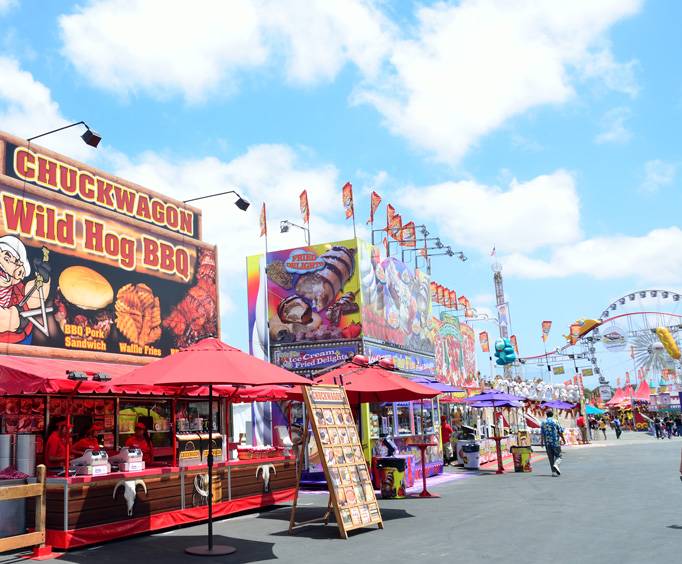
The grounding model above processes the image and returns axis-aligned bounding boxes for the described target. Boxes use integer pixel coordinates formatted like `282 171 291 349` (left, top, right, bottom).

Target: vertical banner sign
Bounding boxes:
299 190 310 224
300 385 383 538
260 203 267 237
342 182 354 220
510 335 519 355
401 221 416 247
479 331 490 353
497 303 509 329
542 320 552 342
367 191 381 225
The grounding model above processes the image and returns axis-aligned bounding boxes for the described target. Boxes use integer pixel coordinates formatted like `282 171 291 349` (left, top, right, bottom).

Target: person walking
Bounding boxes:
665 417 674 439
440 416 454 465
598 417 607 440
576 414 588 444
674 415 682 437
654 417 663 439
540 410 566 477
613 416 622 439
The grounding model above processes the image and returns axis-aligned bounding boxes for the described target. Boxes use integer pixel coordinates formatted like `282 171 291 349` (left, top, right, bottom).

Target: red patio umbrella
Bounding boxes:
112 337 311 557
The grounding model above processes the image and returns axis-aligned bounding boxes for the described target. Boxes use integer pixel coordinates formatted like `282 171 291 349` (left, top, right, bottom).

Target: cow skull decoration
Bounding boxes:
256 464 276 493
113 479 147 516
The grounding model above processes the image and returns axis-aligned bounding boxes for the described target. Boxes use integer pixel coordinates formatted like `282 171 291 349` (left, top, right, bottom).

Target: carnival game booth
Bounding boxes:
0 342 307 551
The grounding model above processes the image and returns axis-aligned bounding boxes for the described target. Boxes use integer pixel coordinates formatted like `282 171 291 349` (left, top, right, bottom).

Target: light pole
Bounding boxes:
28 121 102 148
280 220 310 245
183 190 250 211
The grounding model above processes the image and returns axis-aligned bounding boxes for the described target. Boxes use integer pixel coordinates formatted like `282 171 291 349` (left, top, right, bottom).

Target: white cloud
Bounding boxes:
594 106 632 144
0 56 96 160
59 0 392 102
107 144 351 280
504 227 682 284
641 159 677 193
356 0 641 163
0 0 17 14
398 170 581 254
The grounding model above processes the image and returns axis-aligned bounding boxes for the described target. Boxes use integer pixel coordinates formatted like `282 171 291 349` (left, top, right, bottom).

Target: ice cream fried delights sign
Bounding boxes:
0 131 218 360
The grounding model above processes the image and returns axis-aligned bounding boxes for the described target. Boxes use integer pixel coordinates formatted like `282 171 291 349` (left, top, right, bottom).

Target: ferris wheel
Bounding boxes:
593 289 682 377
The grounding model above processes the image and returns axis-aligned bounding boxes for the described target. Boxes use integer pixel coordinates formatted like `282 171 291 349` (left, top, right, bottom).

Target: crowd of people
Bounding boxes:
652 415 682 439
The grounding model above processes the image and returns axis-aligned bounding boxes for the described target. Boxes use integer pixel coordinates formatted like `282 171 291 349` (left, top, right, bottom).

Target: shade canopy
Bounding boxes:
541 400 577 410
465 391 525 406
112 338 312 388
586 404 605 415
410 376 463 393
634 380 651 402
294 361 439 404
605 388 625 406
468 399 524 408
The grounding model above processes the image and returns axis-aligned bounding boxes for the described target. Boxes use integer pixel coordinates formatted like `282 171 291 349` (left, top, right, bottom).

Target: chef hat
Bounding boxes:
0 236 30 276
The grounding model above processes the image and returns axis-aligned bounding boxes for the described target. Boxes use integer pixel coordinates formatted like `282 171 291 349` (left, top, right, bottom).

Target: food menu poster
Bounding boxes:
303 385 383 536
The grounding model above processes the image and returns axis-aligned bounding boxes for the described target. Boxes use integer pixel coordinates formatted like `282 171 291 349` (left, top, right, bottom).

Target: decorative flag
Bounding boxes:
479 331 490 353
510 335 518 355
387 203 396 225
437 285 445 305
490 245 496 257
625 371 630 385
259 202 267 237
430 282 438 302
299 190 309 224
367 191 382 224
388 213 403 241
465 306 474 319
458 295 468 309
569 323 581 345
541 320 552 342
401 221 416 247
449 290 457 309
342 182 354 219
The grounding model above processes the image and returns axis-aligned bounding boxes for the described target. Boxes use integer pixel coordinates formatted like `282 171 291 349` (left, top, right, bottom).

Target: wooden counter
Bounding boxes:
36 457 296 549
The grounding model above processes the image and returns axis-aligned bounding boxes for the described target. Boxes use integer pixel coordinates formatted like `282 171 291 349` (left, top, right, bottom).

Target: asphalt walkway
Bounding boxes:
2 432 680 564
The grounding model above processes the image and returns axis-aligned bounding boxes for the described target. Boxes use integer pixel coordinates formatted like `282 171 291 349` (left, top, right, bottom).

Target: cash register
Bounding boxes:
70 449 111 476
109 447 145 472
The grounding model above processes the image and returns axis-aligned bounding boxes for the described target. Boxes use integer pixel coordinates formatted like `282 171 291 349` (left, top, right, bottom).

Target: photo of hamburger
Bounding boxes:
53 266 114 338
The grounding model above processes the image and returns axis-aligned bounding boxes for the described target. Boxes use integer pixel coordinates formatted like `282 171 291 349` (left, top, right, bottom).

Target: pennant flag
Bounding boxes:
465 307 474 318
510 335 518 355
299 189 310 224
541 320 552 342
430 282 438 302
342 182 354 219
259 202 267 237
479 331 490 353
401 221 416 247
458 295 468 309
388 213 403 241
367 191 382 224
437 284 444 305
625 371 630 385
449 290 457 309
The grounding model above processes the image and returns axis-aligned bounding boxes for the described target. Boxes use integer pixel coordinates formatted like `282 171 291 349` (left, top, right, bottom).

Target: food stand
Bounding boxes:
0 131 299 550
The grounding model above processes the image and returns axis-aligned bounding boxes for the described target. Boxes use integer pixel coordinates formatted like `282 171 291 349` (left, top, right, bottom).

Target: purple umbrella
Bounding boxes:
541 400 576 410
410 376 463 394
469 399 524 408
464 391 525 406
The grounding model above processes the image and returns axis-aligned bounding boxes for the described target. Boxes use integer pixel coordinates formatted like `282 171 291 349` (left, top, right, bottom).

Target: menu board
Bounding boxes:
303 385 383 537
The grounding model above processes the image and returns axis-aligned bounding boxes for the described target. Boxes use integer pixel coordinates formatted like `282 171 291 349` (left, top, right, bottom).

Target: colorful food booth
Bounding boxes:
0 131 297 550
246 238 449 483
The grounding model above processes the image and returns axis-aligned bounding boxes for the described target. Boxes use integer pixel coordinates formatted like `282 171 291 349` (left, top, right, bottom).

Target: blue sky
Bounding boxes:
1 0 681 387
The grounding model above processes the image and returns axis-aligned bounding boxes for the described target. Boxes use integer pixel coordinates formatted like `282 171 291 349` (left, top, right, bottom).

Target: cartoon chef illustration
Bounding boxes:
0 235 51 344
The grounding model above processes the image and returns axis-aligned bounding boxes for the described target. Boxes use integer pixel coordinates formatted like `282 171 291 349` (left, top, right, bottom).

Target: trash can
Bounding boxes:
510 445 533 472
376 457 407 499
461 441 480 470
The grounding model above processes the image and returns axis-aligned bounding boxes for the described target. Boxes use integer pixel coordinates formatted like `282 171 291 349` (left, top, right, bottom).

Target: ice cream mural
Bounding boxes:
357 240 434 355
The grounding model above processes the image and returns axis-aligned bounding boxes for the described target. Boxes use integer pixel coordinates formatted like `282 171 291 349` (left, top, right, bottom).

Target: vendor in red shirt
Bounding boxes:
44 417 69 471
126 422 154 464
72 423 103 457
576 415 588 444
441 416 454 465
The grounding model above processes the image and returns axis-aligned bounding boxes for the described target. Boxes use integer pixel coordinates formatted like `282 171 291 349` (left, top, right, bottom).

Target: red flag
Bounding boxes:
541 320 552 342
342 182 354 219
625 371 630 385
437 285 444 305
400 221 416 247
430 282 438 302
299 190 309 224
458 295 467 310
510 335 518 355
449 290 457 309
479 331 490 353
388 213 403 241
367 191 381 225
259 203 267 237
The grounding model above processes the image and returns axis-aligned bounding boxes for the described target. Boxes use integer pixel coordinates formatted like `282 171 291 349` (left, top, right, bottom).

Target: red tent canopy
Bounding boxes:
294 361 438 404
112 338 311 388
606 387 625 406
634 380 651 402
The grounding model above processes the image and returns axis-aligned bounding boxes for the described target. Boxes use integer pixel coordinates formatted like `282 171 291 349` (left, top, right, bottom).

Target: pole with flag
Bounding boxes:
259 203 270 361
342 182 356 239
368 190 381 245
299 190 311 245
542 320 552 382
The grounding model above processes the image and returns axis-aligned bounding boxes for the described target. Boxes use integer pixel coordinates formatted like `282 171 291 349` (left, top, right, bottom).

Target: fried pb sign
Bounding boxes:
0 132 219 361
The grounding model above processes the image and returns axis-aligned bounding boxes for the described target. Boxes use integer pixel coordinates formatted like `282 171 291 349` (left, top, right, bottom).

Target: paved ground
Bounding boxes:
2 432 681 564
